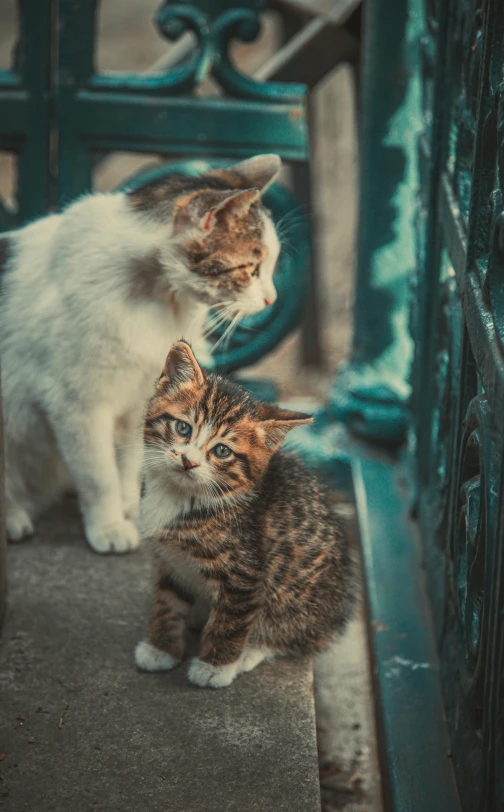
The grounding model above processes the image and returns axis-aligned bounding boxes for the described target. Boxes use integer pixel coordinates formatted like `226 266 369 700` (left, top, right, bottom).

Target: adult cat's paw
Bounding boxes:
86 518 140 554
135 641 180 672
123 500 140 522
6 507 34 542
121 486 141 522
188 658 238 689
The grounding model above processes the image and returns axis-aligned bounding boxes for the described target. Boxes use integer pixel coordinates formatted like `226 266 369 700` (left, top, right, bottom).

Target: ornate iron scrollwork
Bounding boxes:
92 0 305 102
448 1 483 221
429 261 460 535
441 394 498 810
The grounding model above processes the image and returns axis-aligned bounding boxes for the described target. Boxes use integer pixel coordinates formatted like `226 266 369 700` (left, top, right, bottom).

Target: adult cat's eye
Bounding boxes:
212 444 232 459
175 420 192 439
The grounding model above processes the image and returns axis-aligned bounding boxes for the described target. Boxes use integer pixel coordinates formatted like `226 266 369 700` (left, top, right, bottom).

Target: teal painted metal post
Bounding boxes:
325 0 423 443
0 0 53 227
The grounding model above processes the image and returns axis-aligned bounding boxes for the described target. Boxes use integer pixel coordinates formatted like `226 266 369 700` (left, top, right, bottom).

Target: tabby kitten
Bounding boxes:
135 341 355 688
0 154 281 554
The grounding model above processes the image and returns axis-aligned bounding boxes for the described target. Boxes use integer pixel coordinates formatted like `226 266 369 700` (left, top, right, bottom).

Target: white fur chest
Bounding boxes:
140 477 211 601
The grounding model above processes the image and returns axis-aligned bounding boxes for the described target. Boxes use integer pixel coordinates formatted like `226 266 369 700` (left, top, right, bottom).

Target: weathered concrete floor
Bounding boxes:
315 616 383 812
0 498 320 812
313 507 383 812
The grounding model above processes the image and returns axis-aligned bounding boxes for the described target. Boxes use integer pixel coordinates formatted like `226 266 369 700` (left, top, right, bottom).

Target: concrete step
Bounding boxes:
0 498 321 812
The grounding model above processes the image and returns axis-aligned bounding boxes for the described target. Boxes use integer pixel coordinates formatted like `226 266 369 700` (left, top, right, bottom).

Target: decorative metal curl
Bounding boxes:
212 9 306 102
452 395 496 707
92 1 305 102
92 5 211 95
483 207 504 350
428 261 459 535
449 3 483 219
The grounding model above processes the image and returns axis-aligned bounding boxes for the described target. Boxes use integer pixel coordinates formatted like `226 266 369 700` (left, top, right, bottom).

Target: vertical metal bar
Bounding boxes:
415 0 450 486
16 0 54 221
277 8 324 368
325 0 423 442
56 0 98 205
291 142 324 368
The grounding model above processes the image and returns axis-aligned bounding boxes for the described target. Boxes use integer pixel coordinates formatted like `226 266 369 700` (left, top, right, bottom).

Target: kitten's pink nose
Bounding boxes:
182 455 200 471
264 297 273 306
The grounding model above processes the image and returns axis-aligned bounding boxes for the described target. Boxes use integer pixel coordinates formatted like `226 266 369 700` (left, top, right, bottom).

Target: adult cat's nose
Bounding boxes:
181 454 200 471
264 289 277 307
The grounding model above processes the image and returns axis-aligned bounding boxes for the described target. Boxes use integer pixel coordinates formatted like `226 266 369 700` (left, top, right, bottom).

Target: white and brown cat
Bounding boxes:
0 155 281 553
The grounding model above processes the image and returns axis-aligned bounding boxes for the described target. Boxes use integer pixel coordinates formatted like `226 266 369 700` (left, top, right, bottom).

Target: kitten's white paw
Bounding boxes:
188 658 238 689
7 508 34 542
86 518 140 554
135 641 180 672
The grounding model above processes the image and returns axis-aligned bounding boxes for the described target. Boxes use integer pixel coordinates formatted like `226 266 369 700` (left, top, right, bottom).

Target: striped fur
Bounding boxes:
136 342 356 687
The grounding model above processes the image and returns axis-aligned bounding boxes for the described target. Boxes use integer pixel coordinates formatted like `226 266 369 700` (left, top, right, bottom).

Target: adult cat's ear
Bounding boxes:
174 188 260 234
226 154 281 194
200 189 260 232
159 341 205 392
258 404 313 451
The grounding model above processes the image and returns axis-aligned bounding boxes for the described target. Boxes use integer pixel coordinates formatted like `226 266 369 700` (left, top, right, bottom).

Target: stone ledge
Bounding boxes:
0 498 320 812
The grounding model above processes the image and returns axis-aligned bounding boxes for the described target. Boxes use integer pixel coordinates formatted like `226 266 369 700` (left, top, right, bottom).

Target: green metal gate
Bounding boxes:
312 0 504 807
340 0 504 807
413 0 504 808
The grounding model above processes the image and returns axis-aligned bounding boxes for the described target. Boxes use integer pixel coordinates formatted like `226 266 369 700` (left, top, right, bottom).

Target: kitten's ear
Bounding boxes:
200 189 260 232
159 341 205 392
258 404 313 451
227 154 281 194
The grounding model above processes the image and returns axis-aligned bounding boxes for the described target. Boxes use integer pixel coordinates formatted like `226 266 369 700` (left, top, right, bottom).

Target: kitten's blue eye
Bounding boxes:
213 444 232 459
175 420 192 439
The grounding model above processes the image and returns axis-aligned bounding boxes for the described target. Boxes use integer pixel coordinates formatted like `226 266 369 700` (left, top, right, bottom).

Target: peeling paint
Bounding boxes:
324 5 425 442
384 655 432 678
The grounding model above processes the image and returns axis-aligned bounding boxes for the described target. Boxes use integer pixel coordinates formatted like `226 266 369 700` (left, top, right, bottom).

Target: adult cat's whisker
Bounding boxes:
203 309 237 338
275 204 309 228
210 300 235 313
224 311 244 349
204 305 240 338
208 303 239 320
208 302 236 319
211 309 243 352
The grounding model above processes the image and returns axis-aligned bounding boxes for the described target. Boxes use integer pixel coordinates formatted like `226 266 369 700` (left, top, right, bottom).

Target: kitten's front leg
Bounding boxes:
187 598 210 631
188 581 258 689
51 405 140 554
135 569 191 672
